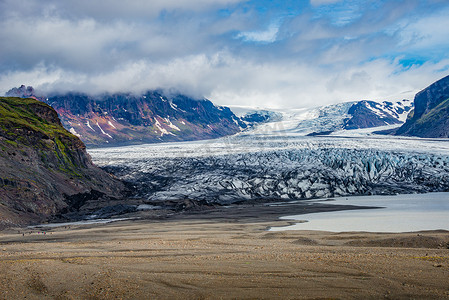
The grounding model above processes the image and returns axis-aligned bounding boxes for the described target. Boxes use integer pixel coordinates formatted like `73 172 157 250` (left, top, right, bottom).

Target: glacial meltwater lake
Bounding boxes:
270 192 449 232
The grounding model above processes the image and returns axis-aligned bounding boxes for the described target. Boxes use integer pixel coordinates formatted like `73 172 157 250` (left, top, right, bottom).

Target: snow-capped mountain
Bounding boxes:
6 86 246 147
6 85 413 147
344 100 413 129
236 99 413 137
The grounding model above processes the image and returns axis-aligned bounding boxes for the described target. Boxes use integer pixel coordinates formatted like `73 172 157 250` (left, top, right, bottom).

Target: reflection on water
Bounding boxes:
270 192 449 232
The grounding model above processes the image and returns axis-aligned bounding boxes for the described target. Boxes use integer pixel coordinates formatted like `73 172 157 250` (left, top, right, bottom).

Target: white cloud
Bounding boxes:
0 64 87 95
208 56 449 108
2 52 448 109
0 0 246 19
236 22 280 43
396 6 449 52
1 0 448 110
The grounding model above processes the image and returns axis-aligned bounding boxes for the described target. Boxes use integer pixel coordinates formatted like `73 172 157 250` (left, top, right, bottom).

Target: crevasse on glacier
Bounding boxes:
99 145 449 204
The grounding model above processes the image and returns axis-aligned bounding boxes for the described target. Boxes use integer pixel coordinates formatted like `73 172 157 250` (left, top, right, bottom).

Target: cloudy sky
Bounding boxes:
1 0 449 108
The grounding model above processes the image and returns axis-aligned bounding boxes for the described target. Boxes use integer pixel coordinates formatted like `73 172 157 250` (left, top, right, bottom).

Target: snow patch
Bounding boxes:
96 122 113 139
69 127 81 137
169 101 178 111
86 120 95 132
364 102 388 118
164 118 180 131
154 118 175 136
108 121 117 129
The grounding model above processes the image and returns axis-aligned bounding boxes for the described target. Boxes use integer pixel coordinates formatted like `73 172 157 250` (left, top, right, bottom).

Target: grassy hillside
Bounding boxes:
0 97 81 145
0 97 124 228
0 97 88 175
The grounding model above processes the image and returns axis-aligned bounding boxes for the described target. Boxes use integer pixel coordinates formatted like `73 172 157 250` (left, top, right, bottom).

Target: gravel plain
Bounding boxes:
0 204 448 299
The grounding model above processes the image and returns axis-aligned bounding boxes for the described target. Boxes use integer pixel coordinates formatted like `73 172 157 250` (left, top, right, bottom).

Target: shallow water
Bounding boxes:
270 192 449 232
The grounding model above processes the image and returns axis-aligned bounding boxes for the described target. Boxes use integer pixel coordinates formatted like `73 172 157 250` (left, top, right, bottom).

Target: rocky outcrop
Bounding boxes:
395 75 449 138
0 97 126 228
344 100 412 130
240 110 282 125
5 85 37 99
7 87 245 147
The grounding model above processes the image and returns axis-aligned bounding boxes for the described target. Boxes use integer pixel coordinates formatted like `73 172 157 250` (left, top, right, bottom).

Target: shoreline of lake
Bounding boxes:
270 192 449 233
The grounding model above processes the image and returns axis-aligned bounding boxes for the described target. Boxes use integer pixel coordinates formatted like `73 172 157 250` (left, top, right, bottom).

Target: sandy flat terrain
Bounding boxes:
0 206 448 299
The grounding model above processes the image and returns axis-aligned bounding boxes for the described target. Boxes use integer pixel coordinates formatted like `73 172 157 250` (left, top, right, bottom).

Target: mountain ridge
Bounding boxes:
7 86 245 147
6 85 416 146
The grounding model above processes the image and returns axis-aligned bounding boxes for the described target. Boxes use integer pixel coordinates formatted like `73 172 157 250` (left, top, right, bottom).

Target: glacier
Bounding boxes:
89 129 449 204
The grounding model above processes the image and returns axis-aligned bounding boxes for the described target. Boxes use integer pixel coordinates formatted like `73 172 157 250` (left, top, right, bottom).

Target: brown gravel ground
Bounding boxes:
0 205 448 299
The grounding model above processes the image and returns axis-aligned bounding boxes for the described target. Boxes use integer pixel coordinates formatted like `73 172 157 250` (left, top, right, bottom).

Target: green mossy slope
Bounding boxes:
0 97 125 228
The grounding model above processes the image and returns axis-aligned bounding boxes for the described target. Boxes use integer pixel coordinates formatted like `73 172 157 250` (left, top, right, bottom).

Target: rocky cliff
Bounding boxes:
395 75 449 138
0 97 125 228
7 86 244 147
